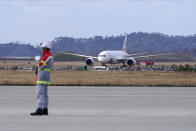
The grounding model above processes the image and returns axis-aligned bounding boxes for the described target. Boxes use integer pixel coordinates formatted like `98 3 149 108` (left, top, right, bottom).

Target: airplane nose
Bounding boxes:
98 56 102 62
98 56 106 63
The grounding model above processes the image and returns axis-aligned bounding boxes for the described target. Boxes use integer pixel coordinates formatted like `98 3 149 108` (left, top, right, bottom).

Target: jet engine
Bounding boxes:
85 58 94 66
126 58 136 66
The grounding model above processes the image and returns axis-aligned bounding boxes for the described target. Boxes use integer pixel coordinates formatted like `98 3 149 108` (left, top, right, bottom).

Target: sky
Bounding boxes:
0 0 196 45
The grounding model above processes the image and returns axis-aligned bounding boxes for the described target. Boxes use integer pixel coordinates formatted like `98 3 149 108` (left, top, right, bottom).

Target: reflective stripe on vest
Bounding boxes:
40 60 47 66
38 68 51 72
36 81 51 85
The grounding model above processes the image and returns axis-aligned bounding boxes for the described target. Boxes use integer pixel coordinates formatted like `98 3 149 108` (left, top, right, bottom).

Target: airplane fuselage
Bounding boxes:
98 50 128 64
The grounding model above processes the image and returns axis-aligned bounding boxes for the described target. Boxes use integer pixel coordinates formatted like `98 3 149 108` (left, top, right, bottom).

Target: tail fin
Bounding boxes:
122 33 127 52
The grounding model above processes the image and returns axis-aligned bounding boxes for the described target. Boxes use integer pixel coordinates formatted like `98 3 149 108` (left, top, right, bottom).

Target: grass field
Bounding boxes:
0 70 196 87
1 60 196 86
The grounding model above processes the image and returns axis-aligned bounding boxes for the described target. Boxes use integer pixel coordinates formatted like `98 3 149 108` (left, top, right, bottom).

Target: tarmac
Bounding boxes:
0 86 196 131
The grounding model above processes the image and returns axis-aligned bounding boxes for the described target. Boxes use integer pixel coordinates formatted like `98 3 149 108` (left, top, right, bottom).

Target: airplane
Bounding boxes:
59 34 175 66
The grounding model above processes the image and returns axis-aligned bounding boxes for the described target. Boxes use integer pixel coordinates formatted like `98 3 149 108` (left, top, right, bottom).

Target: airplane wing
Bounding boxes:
0 56 34 60
127 53 146 56
132 53 176 59
58 52 98 59
116 53 175 62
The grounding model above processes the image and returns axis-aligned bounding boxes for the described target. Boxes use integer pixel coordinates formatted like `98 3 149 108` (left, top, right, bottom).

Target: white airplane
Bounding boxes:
60 34 175 66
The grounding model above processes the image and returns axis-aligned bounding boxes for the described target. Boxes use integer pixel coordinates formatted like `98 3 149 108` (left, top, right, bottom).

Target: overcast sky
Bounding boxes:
0 0 196 45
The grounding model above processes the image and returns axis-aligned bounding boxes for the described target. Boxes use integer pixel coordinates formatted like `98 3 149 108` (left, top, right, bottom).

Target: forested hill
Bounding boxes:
1 32 196 57
0 42 40 57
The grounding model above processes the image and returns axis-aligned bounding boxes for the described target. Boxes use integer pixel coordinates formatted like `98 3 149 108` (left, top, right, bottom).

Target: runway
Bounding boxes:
0 86 196 131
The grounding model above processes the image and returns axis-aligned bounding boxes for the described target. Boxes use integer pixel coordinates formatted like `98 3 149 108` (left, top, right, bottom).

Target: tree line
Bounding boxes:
0 32 196 57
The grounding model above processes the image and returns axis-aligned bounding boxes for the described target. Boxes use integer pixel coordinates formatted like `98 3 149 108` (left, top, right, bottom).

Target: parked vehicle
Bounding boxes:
90 66 108 71
138 61 154 65
76 66 87 71
23 68 33 71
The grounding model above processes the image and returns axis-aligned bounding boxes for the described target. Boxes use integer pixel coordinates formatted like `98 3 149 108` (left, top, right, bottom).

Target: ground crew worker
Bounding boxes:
31 42 53 116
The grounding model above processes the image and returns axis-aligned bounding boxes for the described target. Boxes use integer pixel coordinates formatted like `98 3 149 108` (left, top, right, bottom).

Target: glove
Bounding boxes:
35 56 41 63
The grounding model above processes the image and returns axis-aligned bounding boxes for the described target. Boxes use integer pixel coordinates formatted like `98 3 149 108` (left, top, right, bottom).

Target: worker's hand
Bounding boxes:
35 56 41 63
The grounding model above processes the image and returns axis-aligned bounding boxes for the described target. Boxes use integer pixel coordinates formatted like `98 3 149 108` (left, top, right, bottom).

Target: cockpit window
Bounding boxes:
99 55 106 57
